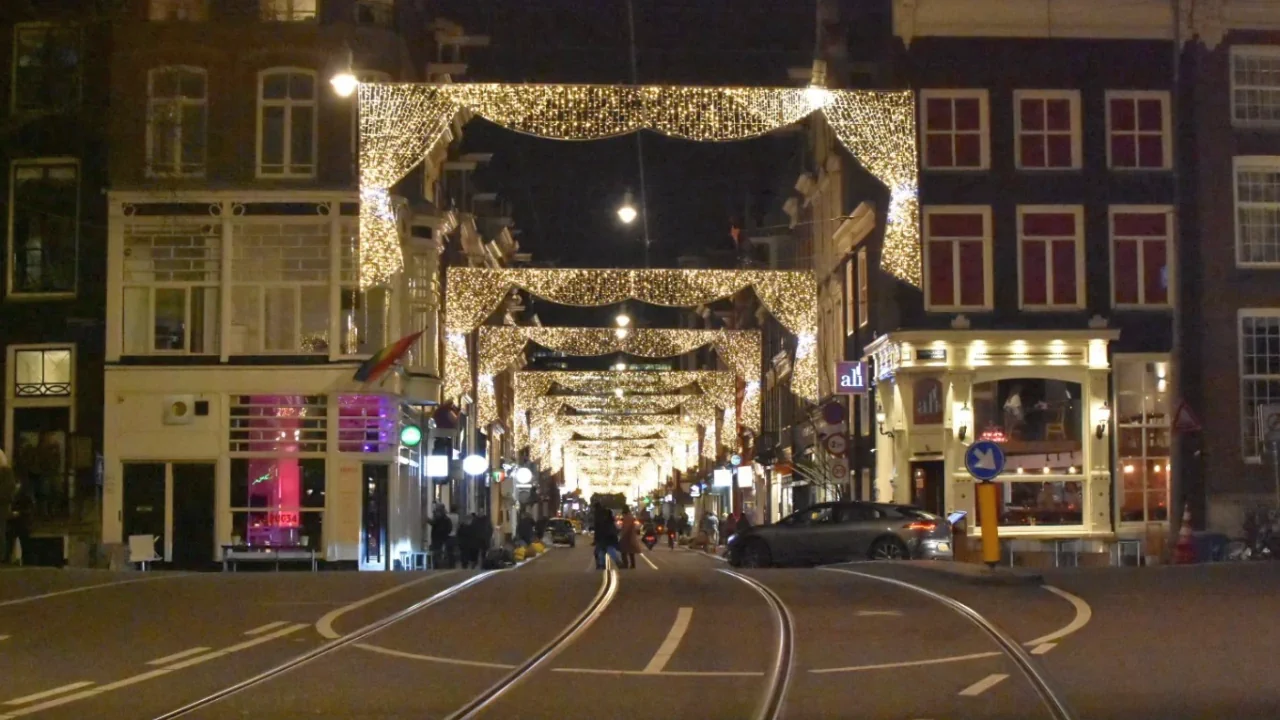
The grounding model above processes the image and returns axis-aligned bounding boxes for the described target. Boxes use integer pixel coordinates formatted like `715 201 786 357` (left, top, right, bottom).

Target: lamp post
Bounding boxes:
330 41 358 98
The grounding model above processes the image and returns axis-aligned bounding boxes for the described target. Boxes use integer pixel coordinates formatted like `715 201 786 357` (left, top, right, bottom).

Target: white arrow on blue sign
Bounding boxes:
964 440 1006 482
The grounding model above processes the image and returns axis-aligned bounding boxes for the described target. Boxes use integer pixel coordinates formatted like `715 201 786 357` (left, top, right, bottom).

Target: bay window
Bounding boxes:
1110 207 1171 307
1018 206 1083 309
923 206 990 311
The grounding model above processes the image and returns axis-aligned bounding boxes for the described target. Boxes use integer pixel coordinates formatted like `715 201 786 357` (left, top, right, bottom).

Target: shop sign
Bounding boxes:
913 377 944 425
835 361 869 395
917 348 947 361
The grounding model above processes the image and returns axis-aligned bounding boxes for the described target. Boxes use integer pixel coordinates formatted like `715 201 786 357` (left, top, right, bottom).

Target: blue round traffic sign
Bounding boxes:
964 440 1006 482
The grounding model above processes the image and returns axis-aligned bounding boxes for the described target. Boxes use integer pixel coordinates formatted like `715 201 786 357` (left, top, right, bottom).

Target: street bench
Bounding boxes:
221 545 318 572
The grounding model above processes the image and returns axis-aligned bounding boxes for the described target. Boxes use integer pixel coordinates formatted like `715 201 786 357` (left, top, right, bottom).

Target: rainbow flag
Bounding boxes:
353 331 424 383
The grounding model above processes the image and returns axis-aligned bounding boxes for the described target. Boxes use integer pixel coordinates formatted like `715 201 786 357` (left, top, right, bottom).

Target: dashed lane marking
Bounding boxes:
3 682 95 707
1030 643 1056 655
146 647 213 666
642 607 693 674
0 574 188 608
244 621 289 635
0 623 307 719
641 554 659 571
958 673 1009 697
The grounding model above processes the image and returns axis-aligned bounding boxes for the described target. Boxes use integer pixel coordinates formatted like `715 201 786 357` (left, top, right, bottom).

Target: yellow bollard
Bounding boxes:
976 481 1001 567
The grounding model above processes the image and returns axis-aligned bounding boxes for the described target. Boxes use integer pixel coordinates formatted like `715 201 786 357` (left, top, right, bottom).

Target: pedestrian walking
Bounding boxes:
445 505 460 568
0 449 15 564
591 500 620 569
428 504 452 569
458 512 478 569
619 510 643 569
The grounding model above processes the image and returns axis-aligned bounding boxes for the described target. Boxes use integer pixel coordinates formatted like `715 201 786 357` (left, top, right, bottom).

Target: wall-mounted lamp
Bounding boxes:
876 405 894 438
954 402 972 442
1095 402 1111 440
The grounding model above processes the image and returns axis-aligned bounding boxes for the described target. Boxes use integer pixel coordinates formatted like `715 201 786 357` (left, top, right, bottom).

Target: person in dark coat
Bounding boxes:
428 504 452 569
516 512 535 545
473 512 493 565
591 501 619 570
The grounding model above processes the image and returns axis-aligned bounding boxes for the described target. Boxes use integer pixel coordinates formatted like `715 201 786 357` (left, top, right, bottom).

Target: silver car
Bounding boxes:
727 502 954 568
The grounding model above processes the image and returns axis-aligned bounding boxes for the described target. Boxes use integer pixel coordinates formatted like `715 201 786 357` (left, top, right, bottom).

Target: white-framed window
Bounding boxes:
7 159 78 297
920 89 988 170
923 206 991 311
1017 205 1084 310
1231 45 1280 128
147 66 207 177
122 222 220 355
1115 357 1171 525
230 221 330 354
1110 206 1172 308
12 23 80 113
149 0 208 21
257 68 317 178
260 0 316 22
355 0 394 25
1239 310 1280 460
12 346 72 397
857 247 868 329
1234 156 1280 266
1105 91 1171 170
1014 90 1081 170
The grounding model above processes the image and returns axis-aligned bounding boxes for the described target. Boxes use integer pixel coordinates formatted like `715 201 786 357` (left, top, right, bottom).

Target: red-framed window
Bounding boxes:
1018 207 1083 309
924 207 990 310
1015 91 1080 170
1111 208 1171 307
1106 92 1171 170
921 90 988 170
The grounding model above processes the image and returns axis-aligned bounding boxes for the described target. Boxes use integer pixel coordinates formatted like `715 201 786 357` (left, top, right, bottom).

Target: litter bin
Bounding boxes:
1191 531 1229 562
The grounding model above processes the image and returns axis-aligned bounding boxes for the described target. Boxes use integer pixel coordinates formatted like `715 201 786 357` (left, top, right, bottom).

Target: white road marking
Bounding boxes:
643 607 693 674
0 635 8 642
354 643 516 669
3 682 95 706
244 621 289 635
856 610 902 617
552 667 762 677
1030 643 1056 655
641 554 659 570
0 623 306 718
809 651 1002 674
0 574 187 608
1025 585 1093 647
959 673 1008 697
315 571 456 639
145 647 212 665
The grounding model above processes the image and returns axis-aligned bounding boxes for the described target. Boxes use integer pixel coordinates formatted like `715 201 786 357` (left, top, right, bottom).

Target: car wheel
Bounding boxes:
869 537 909 560
740 539 772 568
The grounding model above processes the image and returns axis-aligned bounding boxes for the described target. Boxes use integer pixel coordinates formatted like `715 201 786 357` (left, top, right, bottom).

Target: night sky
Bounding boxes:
430 0 819 269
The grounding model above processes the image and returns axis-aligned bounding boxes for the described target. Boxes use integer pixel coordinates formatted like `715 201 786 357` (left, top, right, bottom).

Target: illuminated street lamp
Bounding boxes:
330 42 358 98
617 190 638 224
615 312 631 328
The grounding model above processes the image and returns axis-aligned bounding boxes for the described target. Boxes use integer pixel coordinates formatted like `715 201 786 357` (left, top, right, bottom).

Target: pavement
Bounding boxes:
0 544 1278 719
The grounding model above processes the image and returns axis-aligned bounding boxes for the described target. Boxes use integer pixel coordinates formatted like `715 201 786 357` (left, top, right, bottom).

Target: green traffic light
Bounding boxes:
400 425 423 447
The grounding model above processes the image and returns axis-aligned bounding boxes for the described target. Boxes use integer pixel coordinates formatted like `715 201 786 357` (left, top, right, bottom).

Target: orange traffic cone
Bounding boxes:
1173 504 1196 564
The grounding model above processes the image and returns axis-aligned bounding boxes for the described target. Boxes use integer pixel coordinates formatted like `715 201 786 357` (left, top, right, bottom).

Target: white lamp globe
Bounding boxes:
462 454 487 476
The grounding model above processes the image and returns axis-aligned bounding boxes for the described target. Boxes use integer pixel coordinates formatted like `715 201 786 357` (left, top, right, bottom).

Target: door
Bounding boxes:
171 463 215 568
910 461 945 515
122 463 166 560
832 503 887 560
783 503 837 565
361 463 390 570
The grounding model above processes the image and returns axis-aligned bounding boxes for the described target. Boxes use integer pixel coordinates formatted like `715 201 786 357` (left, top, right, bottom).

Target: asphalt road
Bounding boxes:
1 548 1279 719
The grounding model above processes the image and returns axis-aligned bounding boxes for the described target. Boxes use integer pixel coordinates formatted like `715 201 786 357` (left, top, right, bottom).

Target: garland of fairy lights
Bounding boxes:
357 83 919 291
443 267 816 404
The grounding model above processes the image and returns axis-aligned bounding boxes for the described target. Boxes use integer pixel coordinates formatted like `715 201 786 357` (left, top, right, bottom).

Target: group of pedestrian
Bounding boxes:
427 503 493 569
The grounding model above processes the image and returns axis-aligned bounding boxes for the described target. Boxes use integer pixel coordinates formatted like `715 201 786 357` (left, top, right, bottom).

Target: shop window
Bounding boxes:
1235 157 1280 266
1014 90 1080 170
920 89 988 170
923 207 990 311
1111 208 1171 307
13 347 71 397
230 457 324 549
228 395 327 453
1231 46 1280 128
1240 312 1280 459
12 24 80 113
974 480 1084 528
338 394 396 453
1115 358 1171 524
972 377 1084 475
1106 91 1170 170
8 160 78 296
1018 207 1083 309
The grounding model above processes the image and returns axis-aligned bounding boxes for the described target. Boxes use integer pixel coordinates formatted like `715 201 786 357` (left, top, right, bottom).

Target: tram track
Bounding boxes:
719 569 796 720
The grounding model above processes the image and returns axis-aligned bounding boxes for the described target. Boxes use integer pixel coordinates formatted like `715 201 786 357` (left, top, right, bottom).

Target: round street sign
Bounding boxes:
823 433 849 457
822 401 847 426
964 440 1006 482
730 454 742 467
831 461 849 478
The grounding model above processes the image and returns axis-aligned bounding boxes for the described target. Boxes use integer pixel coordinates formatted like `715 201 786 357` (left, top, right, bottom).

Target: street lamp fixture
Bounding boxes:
615 312 631 328
1095 402 1111 440
330 42 358 98
954 402 972 442
617 190 638 224
876 405 894 439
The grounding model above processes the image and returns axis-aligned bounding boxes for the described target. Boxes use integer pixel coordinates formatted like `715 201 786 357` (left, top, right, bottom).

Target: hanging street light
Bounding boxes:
617 190 638 224
330 41 358 98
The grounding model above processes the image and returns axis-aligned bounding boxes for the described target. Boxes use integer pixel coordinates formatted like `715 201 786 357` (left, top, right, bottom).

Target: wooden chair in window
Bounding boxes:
1044 405 1068 441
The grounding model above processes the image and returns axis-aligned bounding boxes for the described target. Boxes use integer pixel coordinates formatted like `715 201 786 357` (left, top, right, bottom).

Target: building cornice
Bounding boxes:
895 0 1280 49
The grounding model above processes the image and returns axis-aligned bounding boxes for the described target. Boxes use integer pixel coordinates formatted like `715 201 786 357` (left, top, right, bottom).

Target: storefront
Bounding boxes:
102 365 434 569
867 329 1130 551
